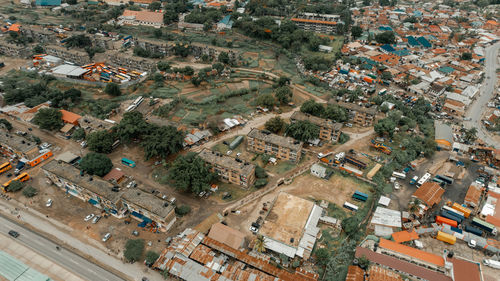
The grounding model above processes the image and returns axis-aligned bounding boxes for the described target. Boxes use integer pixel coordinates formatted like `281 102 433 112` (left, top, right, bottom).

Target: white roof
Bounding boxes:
378 196 391 206
304 205 322 237
263 237 296 258
374 225 394 237
480 203 495 217
371 207 401 228
319 216 338 225
51 64 89 76
462 85 479 99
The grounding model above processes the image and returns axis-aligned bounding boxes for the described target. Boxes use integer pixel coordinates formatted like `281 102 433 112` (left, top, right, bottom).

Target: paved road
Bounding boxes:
0 214 125 281
464 42 500 148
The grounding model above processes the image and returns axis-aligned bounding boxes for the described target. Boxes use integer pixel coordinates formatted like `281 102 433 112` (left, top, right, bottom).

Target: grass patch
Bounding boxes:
214 182 257 202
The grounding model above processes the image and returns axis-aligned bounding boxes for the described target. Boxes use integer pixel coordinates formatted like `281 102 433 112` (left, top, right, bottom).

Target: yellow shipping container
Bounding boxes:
452 203 472 218
436 231 456 245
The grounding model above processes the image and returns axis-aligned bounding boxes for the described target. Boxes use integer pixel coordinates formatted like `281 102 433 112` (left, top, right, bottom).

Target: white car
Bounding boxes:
102 233 111 242
84 214 95 222
92 215 101 224
393 182 400 190
45 199 53 207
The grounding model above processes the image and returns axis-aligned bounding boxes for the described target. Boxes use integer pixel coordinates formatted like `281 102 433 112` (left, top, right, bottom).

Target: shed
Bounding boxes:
370 207 401 229
207 222 245 250
60 109 81 126
103 168 125 183
229 135 244 150
412 181 445 207
310 163 327 178
378 196 391 206
54 151 80 164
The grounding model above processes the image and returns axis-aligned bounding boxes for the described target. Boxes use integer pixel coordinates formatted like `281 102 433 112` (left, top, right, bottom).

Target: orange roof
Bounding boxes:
486 20 498 25
291 18 337 25
345 266 364 281
122 10 163 24
207 223 245 250
8 23 20 32
464 183 482 206
431 48 446 54
379 238 445 267
392 230 419 243
412 181 444 207
368 265 403 281
60 109 81 124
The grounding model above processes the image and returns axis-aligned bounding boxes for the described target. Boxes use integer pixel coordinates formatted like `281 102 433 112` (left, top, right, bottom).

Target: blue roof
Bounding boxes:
35 0 60 5
406 36 420 47
379 26 393 31
359 57 377 66
392 49 410 57
417 36 431 48
413 11 422 17
380 44 396 52
438 66 454 74
219 15 233 25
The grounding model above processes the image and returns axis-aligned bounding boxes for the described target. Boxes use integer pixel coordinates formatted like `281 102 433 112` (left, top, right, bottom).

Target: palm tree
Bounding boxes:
254 235 266 253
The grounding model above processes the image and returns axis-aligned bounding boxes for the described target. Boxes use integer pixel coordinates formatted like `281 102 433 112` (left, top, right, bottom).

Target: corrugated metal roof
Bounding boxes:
0 251 52 281
370 207 402 228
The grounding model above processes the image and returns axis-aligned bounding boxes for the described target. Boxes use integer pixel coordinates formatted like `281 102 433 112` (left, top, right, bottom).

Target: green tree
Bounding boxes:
351 26 363 38
145 251 160 267
374 118 397 137
375 31 396 44
255 178 268 188
175 205 191 216
381 71 393 80
113 111 151 143
80 152 113 177
274 86 292 104
72 128 86 140
149 1 161 10
300 100 324 116
285 120 319 142
255 165 268 178
0 119 12 130
218 51 230 64
157 61 171 71
315 248 330 266
256 94 276 109
141 125 184 160
6 180 24 192
323 104 348 122
22 186 37 197
264 116 285 133
460 52 472 60
104 83 121 96
33 108 63 131
341 216 360 235
87 130 115 153
169 153 217 194
212 62 224 73
254 235 266 253
124 239 145 263
33 44 44 54
275 76 290 87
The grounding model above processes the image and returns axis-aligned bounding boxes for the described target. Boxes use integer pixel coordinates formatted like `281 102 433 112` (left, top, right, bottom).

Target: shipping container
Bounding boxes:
435 216 458 228
472 217 497 235
363 77 374 83
392 171 406 179
450 226 462 234
443 206 465 220
343 202 358 211
440 210 463 223
436 231 456 244
452 203 472 218
465 225 483 236
436 174 454 185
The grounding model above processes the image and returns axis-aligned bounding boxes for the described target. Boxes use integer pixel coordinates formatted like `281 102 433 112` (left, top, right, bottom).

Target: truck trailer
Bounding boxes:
436 231 456 245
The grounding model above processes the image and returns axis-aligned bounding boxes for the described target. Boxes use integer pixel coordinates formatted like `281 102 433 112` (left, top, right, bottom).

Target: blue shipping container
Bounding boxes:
465 225 483 236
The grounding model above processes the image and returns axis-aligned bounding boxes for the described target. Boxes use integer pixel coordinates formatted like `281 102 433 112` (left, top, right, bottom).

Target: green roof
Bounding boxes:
0 251 52 281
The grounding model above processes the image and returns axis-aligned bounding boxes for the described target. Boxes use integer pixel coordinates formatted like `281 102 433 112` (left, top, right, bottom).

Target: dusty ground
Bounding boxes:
0 56 29 75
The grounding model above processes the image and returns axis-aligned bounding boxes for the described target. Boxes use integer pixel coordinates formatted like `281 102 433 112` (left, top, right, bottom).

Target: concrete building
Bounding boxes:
247 129 303 163
42 160 125 218
119 10 164 28
258 192 323 260
198 149 256 188
291 13 339 34
369 207 402 236
333 101 377 127
121 189 176 231
310 163 327 178
290 111 343 143
0 130 39 160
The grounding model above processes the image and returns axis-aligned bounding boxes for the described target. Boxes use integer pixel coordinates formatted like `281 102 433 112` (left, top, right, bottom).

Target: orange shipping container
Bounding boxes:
363 77 373 83
452 203 472 218
435 216 458 228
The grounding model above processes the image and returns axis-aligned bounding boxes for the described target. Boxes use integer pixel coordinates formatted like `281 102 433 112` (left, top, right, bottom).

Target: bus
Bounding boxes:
352 191 368 202
15 172 30 182
417 173 431 187
471 217 497 235
432 177 445 186
121 158 136 168
343 202 358 212
0 162 12 174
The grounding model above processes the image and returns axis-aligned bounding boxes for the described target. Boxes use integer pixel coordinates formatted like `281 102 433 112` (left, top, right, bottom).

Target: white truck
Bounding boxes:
392 171 406 179
483 259 500 269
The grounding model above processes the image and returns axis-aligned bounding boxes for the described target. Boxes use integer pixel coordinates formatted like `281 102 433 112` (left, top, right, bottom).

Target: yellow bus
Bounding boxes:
0 162 12 174
15 172 30 182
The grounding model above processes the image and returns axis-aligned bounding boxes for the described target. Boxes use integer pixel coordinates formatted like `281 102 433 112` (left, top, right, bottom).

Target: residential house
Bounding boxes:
290 111 343 143
310 163 327 178
60 109 81 126
247 129 303 163
198 149 256 188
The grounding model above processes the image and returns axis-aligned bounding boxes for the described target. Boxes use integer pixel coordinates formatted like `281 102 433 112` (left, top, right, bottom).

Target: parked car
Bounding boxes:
46 199 53 207
92 215 101 224
102 233 111 242
393 182 400 190
132 230 139 236
346 123 353 128
8 230 19 238
84 214 95 222
40 142 51 150
249 226 258 233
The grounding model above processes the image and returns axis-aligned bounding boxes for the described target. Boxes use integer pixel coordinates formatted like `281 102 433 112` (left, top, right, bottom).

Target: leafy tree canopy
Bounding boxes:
169 153 217 195
274 86 292 104
264 116 285 133
33 108 63 131
113 111 151 144
285 120 319 142
104 83 121 96
124 239 145 262
375 31 396 44
80 152 113 177
87 130 115 153
141 125 184 160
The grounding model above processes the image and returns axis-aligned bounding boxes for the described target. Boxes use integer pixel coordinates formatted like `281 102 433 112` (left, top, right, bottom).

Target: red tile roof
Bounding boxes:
448 257 481 281
368 265 403 281
355 247 452 281
412 182 445 207
379 238 445 267
346 266 364 281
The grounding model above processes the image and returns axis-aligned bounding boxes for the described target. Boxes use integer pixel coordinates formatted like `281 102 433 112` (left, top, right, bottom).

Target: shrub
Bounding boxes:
124 239 145 262
175 205 191 216
22 186 37 197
